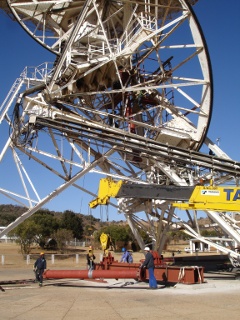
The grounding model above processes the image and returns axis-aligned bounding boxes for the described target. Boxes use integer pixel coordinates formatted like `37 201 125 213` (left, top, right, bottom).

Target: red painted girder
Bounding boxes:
44 269 141 280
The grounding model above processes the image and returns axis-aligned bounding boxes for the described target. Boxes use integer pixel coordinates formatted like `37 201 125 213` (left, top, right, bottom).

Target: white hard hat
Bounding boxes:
144 247 150 251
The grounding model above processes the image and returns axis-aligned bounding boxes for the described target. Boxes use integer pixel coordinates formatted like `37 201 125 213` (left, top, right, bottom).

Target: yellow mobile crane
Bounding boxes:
89 177 240 212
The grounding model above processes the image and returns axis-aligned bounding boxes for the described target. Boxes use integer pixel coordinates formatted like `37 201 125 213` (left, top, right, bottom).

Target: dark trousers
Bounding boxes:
36 269 44 283
88 261 95 270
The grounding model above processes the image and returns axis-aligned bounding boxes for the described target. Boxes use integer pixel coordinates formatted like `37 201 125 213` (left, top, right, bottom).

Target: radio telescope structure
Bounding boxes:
1 0 240 264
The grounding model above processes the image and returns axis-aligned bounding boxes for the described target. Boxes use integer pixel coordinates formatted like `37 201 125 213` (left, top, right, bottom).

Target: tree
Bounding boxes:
0 204 24 225
9 220 40 254
94 224 135 250
201 229 219 237
52 229 73 253
94 225 128 242
30 211 60 248
84 224 96 236
60 210 84 240
9 210 60 252
84 214 100 223
137 228 152 245
0 212 19 226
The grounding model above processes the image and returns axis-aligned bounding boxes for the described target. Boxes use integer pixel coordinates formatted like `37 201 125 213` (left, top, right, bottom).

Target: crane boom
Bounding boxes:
89 178 240 212
89 178 193 208
173 185 240 211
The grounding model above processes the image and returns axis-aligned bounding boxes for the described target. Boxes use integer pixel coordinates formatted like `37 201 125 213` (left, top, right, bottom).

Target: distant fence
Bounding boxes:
68 241 86 247
0 251 124 269
0 251 109 268
1 253 89 268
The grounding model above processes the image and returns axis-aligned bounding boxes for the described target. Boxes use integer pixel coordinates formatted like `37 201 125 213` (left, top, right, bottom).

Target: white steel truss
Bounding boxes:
0 0 240 265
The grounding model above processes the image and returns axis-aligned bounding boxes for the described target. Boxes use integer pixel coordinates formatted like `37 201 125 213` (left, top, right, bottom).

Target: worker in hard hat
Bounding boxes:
141 247 158 289
86 247 96 270
120 247 129 263
33 252 47 287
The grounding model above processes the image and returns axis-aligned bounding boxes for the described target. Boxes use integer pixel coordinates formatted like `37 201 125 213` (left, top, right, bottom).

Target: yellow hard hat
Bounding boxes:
40 252 44 255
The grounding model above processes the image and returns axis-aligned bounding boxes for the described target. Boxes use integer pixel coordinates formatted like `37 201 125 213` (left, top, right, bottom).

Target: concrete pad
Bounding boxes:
0 269 240 320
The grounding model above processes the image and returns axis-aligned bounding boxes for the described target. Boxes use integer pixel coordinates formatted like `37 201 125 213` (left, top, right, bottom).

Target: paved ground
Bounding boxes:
0 268 240 320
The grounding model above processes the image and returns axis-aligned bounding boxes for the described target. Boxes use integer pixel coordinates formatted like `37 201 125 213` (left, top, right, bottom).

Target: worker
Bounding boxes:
120 247 129 262
103 249 109 257
127 250 133 263
33 252 47 287
86 247 96 270
141 247 158 289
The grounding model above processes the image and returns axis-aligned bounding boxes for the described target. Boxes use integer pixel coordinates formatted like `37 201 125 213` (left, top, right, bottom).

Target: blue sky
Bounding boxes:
0 0 240 221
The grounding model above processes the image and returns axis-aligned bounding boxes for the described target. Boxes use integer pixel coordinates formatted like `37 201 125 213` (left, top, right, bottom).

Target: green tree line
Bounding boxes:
0 205 151 254
8 210 84 254
1 205 218 254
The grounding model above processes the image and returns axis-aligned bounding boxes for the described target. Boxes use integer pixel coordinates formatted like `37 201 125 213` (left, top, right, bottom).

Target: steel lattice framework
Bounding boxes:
0 0 240 265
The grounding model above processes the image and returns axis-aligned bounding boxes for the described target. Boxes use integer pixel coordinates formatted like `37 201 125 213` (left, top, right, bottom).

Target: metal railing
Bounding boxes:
0 62 54 124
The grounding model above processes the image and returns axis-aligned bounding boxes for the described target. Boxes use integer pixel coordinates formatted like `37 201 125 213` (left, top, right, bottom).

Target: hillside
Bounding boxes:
0 204 125 230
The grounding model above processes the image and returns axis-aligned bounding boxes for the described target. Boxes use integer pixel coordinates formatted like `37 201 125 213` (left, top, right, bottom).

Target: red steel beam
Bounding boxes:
44 269 142 280
44 265 203 284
